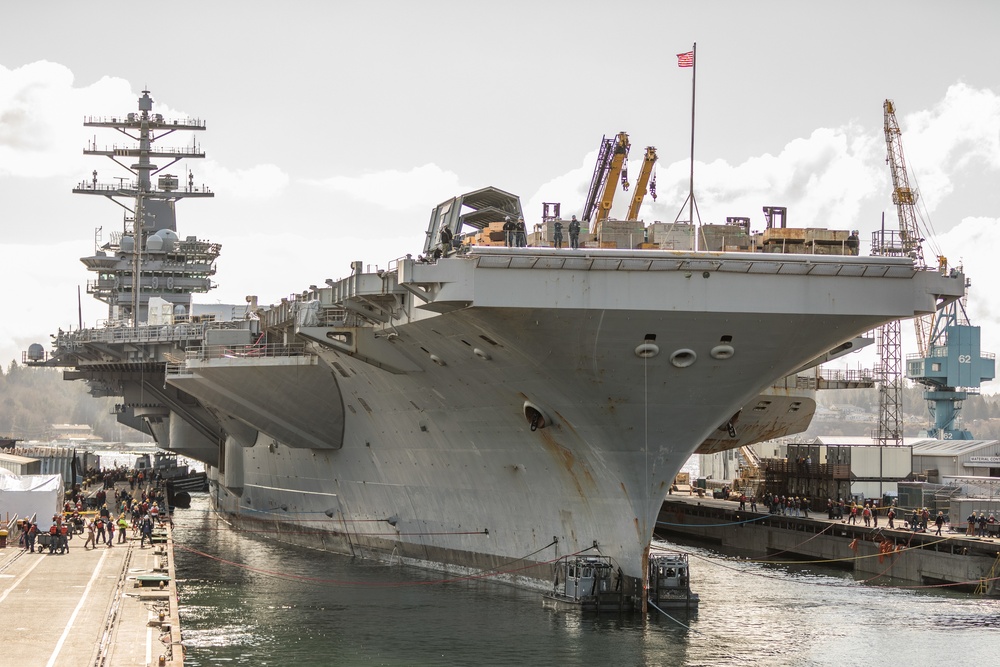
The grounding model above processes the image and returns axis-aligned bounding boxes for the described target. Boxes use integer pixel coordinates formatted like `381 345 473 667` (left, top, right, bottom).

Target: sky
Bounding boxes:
2 1 999 393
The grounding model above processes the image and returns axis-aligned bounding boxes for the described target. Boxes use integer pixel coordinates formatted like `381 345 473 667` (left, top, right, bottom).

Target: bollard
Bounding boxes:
158 656 166 666
0 529 7 549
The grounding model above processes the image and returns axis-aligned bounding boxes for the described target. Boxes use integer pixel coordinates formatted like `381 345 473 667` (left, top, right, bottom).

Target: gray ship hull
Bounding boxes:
167 248 964 584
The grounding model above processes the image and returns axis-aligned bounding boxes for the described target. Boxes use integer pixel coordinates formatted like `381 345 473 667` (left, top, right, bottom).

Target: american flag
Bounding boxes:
677 51 694 68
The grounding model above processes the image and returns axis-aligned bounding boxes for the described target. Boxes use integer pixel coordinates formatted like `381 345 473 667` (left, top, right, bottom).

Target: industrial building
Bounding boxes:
698 436 1000 505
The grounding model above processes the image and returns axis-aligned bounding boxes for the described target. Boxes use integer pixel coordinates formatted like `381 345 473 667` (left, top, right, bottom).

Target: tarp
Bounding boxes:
0 473 63 530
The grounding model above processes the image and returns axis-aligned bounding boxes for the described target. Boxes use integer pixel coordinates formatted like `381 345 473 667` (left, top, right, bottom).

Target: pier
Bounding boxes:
657 494 1000 595
0 520 182 666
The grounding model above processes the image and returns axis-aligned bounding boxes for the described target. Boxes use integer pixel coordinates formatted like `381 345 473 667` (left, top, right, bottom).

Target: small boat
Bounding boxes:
541 555 631 612
648 552 699 609
135 451 208 492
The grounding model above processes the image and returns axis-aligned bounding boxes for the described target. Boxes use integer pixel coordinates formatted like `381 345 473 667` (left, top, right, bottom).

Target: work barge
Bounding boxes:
656 494 1000 595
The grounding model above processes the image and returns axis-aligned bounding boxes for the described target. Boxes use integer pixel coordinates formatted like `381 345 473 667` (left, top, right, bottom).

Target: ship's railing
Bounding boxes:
184 342 309 361
85 143 205 156
83 114 206 128
816 367 876 384
257 292 347 330
318 308 348 326
906 348 996 361
53 320 251 348
74 180 213 195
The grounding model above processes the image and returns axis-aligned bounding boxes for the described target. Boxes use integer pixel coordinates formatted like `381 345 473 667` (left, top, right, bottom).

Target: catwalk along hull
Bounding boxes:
168 248 964 584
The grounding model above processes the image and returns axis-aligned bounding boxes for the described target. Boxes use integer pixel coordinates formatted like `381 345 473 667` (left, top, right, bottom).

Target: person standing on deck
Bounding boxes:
935 512 945 536
140 514 154 548
83 518 97 549
553 220 564 248
569 216 581 249
439 225 454 257
24 521 37 553
515 216 527 247
503 216 515 247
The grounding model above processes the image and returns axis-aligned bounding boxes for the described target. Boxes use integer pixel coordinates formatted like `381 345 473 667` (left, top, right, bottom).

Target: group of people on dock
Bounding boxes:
966 511 997 537
762 493 810 518
724 491 1000 540
16 463 169 555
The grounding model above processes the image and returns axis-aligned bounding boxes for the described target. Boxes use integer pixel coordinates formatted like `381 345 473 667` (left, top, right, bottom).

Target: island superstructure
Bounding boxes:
27 90 968 603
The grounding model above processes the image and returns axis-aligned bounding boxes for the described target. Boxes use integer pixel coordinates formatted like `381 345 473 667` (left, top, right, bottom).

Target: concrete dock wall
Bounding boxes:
658 497 1000 595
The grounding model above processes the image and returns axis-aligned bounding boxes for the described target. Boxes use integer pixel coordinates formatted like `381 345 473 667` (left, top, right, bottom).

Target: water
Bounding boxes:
173 495 999 667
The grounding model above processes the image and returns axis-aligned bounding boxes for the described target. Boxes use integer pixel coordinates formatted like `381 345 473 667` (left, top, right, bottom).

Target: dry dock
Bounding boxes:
657 494 1000 595
0 521 183 666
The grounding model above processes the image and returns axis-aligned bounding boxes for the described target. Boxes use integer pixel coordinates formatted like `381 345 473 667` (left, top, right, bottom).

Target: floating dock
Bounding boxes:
657 494 1000 595
0 520 183 666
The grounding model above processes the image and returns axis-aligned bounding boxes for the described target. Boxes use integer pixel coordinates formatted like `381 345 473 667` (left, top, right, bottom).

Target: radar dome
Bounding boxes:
120 235 135 253
145 235 163 252
173 304 188 317
27 343 45 361
157 229 179 252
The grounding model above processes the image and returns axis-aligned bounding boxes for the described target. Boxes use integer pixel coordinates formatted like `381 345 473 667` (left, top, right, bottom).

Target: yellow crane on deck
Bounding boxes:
625 146 658 221
582 131 631 238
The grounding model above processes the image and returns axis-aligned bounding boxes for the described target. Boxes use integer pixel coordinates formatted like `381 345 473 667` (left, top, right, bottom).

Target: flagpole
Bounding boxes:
689 41 697 249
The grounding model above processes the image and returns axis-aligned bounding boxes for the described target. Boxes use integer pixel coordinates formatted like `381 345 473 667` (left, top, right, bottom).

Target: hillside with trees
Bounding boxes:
811 385 1000 440
0 361 142 441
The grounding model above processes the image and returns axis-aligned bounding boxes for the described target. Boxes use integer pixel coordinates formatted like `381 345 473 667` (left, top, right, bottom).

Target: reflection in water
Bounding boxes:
174 496 998 666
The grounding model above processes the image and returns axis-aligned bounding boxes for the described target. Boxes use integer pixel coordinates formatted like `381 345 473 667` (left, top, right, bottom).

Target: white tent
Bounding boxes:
0 473 63 530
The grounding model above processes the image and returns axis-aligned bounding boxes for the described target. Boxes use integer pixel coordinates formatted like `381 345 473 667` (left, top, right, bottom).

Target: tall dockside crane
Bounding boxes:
883 100 929 354
877 100 995 441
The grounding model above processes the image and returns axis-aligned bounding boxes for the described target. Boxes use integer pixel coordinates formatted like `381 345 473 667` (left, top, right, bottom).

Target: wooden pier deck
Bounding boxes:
0 520 183 666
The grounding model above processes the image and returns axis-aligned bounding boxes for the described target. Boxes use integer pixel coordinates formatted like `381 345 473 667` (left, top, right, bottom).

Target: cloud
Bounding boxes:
937 216 1000 342
0 240 108 368
0 63 287 199
308 163 464 212
897 83 1000 208
527 124 885 229
0 63 138 178
200 160 289 200
526 84 1000 240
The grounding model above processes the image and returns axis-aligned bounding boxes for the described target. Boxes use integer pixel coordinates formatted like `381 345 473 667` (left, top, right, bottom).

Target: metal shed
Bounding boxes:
910 439 1000 481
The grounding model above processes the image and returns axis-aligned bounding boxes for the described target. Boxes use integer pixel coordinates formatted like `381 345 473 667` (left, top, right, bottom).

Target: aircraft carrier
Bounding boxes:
27 90 967 602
